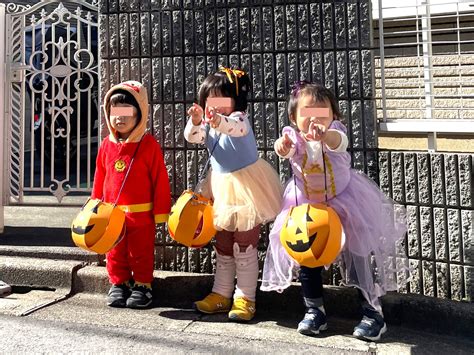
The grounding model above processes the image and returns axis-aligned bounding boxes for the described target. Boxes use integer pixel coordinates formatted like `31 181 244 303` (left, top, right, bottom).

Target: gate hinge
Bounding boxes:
9 63 30 82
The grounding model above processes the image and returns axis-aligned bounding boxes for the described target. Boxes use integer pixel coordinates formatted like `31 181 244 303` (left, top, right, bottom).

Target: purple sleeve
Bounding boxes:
281 126 305 157
329 120 348 134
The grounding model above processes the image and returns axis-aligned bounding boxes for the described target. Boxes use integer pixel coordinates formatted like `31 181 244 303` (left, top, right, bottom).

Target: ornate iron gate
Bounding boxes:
4 0 99 205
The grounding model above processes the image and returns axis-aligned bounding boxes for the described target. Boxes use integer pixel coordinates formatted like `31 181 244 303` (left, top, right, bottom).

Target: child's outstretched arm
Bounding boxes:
307 121 348 152
325 129 348 152
275 133 296 159
208 111 250 137
184 103 206 144
188 102 203 125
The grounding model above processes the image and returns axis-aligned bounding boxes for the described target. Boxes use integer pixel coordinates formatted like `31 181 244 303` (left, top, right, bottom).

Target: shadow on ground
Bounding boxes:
0 227 73 247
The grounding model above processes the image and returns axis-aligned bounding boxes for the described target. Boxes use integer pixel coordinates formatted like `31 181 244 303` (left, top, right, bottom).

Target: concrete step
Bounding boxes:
0 256 84 291
0 256 87 317
73 266 215 306
0 224 101 263
0 245 100 263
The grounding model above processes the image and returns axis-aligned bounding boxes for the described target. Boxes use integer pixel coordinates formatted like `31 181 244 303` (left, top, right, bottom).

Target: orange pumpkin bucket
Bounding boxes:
280 203 343 268
71 198 126 254
167 190 216 248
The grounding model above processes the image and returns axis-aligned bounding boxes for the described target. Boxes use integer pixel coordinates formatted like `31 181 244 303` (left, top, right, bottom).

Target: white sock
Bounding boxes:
233 243 258 302
211 248 236 299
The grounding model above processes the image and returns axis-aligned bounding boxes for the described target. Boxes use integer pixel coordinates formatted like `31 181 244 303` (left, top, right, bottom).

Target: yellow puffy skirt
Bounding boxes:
200 158 283 232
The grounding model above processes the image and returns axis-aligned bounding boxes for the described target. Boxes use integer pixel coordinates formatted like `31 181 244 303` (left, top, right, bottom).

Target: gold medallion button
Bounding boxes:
114 159 126 172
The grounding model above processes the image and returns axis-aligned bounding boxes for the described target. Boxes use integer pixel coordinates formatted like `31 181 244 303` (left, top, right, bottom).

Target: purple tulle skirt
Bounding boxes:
261 170 410 311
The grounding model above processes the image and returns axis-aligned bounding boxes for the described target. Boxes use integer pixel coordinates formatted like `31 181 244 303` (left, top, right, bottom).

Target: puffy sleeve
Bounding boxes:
329 120 348 134
327 120 349 152
281 126 306 158
184 117 207 144
150 139 172 224
213 111 250 137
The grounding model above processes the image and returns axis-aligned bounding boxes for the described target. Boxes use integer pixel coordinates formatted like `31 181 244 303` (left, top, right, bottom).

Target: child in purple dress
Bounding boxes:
261 81 408 341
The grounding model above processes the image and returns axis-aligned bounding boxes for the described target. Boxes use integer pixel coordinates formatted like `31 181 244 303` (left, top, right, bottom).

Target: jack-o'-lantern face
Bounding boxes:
168 190 217 248
72 200 107 240
71 198 126 254
280 203 343 268
284 211 329 253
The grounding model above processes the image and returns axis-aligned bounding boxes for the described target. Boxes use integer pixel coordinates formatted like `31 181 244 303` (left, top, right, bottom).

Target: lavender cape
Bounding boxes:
261 121 409 311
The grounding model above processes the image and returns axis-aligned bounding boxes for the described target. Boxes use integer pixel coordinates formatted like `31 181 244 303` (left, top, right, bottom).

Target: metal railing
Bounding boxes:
374 0 474 151
3 1 99 205
0 4 6 233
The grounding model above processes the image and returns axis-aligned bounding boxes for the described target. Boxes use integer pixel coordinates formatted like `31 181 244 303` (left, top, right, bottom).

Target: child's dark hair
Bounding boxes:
108 90 141 121
198 67 251 112
287 81 342 122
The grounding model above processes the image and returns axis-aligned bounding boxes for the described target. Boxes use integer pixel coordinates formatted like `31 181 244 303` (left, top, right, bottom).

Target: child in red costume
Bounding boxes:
92 80 171 309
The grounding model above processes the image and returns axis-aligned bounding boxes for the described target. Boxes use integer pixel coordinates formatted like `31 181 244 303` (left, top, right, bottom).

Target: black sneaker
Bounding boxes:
353 312 387 341
107 283 131 308
126 284 153 309
297 308 328 336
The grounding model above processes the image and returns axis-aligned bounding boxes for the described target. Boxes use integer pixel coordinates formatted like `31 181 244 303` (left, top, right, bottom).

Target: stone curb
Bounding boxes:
0 246 100 263
0 256 84 291
74 265 474 339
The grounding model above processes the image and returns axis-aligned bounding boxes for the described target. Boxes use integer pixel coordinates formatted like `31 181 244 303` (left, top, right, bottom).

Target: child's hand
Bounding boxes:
275 133 294 156
187 103 204 125
204 106 221 128
305 122 327 142
205 105 214 120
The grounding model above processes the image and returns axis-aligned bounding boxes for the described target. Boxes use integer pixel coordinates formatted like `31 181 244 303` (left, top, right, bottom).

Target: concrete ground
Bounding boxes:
1 205 473 353
2 292 473 354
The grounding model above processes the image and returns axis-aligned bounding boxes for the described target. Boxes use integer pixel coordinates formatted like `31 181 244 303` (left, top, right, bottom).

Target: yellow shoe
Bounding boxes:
194 292 232 314
228 297 256 322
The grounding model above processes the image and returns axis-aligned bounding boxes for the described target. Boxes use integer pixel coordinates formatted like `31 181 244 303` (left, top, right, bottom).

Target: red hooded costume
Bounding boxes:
92 80 171 285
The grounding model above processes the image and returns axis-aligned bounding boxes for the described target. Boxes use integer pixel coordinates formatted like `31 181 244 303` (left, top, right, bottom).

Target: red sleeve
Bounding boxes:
91 144 106 200
151 140 171 224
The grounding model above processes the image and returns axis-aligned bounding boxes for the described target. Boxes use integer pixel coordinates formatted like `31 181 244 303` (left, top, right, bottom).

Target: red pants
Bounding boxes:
106 223 156 285
214 225 261 256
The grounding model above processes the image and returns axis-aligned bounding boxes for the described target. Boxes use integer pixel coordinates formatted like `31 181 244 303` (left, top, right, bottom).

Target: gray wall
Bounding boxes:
98 0 473 303
379 152 473 302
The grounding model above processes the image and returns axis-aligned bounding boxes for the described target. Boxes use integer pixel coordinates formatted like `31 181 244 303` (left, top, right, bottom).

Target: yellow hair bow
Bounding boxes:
219 66 246 95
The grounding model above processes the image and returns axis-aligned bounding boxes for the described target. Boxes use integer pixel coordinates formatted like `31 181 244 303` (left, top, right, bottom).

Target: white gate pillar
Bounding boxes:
0 4 6 234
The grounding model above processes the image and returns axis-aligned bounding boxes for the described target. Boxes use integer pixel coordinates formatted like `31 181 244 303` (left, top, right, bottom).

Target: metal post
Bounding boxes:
420 0 436 152
378 0 387 122
0 4 6 233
